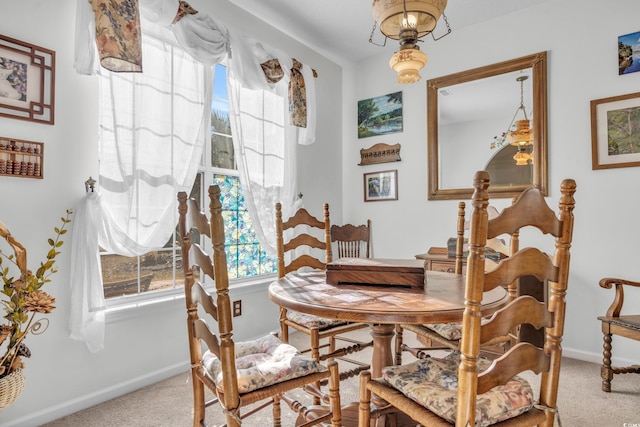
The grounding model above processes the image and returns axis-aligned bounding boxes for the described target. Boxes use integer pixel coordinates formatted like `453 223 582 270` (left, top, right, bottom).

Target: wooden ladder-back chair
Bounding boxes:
328 219 374 376
275 203 372 387
178 187 341 427
330 220 371 259
597 277 640 392
396 203 513 363
359 170 576 427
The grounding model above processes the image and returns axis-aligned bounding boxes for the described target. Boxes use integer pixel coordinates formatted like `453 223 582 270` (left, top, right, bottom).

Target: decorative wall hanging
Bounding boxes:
0 137 43 179
359 143 401 165
364 169 398 202
591 91 640 170
358 91 403 138
0 35 55 124
0 212 71 410
618 31 640 75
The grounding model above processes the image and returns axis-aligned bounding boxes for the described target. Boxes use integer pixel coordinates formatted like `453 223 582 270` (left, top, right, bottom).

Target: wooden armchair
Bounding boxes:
178 187 341 427
275 203 372 390
597 277 640 392
359 171 576 427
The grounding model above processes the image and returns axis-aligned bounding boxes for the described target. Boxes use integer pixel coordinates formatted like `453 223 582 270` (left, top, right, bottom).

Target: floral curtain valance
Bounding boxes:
89 0 142 72
77 0 315 128
261 58 311 128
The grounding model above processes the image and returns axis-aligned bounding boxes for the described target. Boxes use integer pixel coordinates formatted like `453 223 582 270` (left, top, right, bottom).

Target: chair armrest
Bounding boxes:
599 277 640 318
600 277 640 289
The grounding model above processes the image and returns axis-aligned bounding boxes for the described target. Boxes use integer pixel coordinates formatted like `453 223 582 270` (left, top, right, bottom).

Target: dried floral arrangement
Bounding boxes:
0 211 72 378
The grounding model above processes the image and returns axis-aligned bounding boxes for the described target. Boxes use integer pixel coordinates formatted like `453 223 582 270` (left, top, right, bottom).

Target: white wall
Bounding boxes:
3 0 640 424
344 0 640 367
0 0 342 425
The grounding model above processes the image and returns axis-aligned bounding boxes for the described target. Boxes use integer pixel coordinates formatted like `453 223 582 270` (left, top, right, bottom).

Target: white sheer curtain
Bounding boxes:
71 0 316 351
224 35 317 255
96 25 210 250
70 15 211 352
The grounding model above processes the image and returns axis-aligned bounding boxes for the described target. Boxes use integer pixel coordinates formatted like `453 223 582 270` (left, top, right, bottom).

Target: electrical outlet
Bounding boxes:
233 300 242 317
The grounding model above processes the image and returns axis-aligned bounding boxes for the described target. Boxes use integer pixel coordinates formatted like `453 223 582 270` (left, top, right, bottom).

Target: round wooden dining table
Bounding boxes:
268 268 509 426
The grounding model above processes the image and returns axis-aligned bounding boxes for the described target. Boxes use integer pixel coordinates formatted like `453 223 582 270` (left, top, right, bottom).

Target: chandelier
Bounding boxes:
491 75 534 165
371 0 450 84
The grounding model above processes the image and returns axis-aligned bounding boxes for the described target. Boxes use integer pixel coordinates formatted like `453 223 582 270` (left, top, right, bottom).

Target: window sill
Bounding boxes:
105 273 278 323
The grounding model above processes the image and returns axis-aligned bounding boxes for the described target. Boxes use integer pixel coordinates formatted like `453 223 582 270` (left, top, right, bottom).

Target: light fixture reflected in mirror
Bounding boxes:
513 146 533 166
506 76 533 147
492 75 534 164
371 0 450 83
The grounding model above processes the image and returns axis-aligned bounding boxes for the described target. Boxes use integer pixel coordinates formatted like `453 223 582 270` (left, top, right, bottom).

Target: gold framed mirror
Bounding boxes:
427 51 547 200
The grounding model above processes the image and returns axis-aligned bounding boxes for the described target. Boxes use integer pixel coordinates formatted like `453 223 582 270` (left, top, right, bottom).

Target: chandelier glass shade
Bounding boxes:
389 48 428 83
372 0 448 40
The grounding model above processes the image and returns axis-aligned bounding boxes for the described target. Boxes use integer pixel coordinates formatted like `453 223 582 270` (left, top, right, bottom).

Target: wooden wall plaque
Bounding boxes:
359 143 401 166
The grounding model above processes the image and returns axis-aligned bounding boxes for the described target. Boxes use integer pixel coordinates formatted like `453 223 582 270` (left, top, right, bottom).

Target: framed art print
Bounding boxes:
0 34 55 124
591 91 640 170
364 170 398 202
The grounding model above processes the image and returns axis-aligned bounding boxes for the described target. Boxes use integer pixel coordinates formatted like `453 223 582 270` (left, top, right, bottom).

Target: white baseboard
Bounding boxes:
2 362 190 427
563 346 638 368
562 347 603 364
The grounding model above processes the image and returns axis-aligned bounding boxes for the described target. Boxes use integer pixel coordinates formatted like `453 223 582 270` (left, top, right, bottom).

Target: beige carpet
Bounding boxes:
43 329 640 427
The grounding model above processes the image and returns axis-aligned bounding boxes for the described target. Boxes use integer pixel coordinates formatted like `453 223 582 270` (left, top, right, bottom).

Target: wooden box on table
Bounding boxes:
326 258 426 288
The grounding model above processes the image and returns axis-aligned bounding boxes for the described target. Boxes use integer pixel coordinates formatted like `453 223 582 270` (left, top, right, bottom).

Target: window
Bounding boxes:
100 237 181 298
101 63 276 299
199 64 277 280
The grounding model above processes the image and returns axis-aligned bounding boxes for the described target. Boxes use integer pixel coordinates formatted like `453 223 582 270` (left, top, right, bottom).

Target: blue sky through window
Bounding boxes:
212 64 228 115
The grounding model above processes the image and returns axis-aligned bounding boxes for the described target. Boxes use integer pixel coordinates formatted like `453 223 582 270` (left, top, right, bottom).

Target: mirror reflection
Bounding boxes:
427 52 547 200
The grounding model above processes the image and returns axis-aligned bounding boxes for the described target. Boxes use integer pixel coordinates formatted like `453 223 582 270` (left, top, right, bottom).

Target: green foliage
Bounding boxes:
358 98 378 127
211 109 235 169
607 106 640 155
211 109 231 134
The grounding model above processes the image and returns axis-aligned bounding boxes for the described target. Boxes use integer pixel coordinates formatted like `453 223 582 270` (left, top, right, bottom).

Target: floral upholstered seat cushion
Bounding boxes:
202 334 326 394
381 351 534 427
286 310 348 330
425 318 492 341
424 322 463 340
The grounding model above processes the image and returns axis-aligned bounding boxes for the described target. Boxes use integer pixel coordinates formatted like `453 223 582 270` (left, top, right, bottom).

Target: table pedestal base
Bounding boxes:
340 401 418 427
337 324 419 427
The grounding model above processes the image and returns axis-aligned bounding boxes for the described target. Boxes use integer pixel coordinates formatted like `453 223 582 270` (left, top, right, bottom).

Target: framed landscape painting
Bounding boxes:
591 91 640 169
357 91 403 138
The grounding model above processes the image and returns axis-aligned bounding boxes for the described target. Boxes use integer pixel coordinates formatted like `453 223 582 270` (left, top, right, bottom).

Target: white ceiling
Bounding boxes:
229 0 549 65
